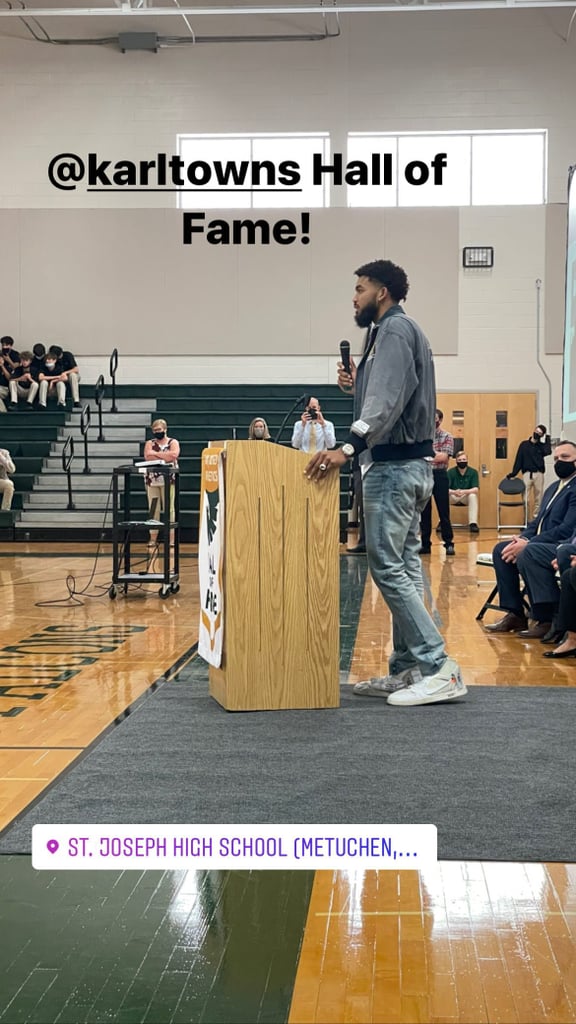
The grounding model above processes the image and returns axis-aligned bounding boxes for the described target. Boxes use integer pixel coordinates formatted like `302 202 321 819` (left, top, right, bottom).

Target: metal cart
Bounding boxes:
109 463 180 600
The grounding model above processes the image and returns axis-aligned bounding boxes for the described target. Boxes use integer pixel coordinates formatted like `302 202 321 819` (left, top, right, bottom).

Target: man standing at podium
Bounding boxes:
306 259 466 707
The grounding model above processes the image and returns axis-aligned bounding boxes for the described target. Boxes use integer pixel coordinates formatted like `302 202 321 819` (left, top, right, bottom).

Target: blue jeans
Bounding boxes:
362 459 447 677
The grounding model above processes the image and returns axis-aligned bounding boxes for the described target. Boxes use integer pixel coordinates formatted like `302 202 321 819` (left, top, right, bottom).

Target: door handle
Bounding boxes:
481 463 490 477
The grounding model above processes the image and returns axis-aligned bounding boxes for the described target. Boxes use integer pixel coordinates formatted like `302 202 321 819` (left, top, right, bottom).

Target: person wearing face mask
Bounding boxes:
0 337 20 411
143 419 180 548
0 336 20 371
248 417 273 441
38 351 66 409
485 441 576 637
447 452 480 533
507 424 551 517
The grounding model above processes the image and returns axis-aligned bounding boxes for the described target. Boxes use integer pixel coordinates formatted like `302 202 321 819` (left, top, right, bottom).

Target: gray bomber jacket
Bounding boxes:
348 305 436 463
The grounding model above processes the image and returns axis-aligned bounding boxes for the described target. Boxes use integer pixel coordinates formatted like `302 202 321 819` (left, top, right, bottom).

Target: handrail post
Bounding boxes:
109 348 119 413
95 374 106 442
62 436 75 509
80 404 92 475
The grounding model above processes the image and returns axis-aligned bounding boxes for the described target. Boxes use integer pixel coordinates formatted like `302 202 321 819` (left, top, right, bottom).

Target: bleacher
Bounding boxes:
4 384 355 541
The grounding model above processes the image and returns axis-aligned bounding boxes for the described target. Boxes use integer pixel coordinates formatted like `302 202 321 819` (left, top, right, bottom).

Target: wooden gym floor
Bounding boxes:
0 534 575 1024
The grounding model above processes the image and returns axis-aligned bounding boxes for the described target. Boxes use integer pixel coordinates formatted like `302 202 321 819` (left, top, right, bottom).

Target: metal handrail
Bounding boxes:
94 374 106 442
109 348 118 412
62 435 75 509
80 404 92 475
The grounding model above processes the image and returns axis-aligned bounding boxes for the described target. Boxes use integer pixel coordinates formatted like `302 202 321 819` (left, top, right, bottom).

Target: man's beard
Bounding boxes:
354 300 379 329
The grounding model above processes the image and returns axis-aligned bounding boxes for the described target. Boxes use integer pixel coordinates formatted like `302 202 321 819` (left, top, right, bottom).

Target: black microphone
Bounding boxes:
274 394 309 444
340 340 351 375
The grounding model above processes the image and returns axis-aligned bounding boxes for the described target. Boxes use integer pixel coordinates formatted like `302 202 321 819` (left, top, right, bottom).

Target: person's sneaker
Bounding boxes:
419 544 431 554
353 666 422 698
387 657 467 706
469 523 480 533
445 543 455 556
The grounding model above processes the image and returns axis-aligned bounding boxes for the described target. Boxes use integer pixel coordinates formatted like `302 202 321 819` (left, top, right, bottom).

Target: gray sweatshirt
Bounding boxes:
350 305 436 463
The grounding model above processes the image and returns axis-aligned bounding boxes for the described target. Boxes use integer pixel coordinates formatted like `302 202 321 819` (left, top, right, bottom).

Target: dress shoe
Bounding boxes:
347 544 366 554
445 543 455 556
517 622 552 640
543 647 576 659
541 626 565 644
469 523 480 533
484 612 527 633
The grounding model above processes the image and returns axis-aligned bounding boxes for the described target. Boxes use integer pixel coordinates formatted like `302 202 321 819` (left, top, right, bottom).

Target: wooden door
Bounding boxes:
437 393 537 529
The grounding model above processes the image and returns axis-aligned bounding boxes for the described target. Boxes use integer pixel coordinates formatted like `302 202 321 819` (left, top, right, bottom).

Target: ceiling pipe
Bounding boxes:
0 2 576 17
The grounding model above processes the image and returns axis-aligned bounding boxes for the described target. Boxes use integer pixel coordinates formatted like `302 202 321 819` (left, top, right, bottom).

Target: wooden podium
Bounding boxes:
209 441 340 711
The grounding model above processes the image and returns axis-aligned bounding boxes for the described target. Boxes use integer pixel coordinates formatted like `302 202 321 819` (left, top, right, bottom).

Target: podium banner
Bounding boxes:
198 448 225 667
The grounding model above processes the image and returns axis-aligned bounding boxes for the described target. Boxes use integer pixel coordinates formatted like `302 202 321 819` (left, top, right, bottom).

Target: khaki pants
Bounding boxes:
9 380 39 405
449 491 479 524
39 379 66 406
0 477 14 510
66 371 81 404
146 483 175 543
523 471 545 517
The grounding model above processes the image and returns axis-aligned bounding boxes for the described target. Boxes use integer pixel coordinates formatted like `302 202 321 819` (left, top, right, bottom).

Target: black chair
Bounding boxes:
497 476 527 533
475 552 531 622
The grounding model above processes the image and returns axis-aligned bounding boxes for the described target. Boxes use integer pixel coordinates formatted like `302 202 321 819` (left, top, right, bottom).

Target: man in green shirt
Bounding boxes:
447 452 480 533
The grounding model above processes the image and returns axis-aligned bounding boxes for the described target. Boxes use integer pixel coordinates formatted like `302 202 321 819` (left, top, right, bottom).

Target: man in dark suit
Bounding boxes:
485 441 576 638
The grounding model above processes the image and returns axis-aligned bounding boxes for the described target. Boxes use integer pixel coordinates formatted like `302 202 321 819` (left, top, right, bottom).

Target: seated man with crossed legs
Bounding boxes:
485 441 576 638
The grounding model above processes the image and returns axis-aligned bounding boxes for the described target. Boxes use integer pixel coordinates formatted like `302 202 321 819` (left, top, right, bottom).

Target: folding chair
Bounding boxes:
475 551 531 621
497 477 528 533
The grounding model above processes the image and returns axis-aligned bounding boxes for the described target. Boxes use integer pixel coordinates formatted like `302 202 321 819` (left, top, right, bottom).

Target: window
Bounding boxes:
347 131 546 208
177 133 330 209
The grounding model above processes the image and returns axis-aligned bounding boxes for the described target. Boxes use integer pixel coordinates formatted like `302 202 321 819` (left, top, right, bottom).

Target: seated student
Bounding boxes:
0 337 20 411
9 351 39 409
31 343 46 376
0 336 20 372
38 351 67 409
485 441 576 637
447 451 480 533
48 344 81 408
0 444 15 509
248 417 273 441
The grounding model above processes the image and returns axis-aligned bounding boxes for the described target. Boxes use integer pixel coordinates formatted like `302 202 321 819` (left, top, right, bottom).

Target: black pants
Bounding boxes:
353 462 365 544
420 469 453 546
557 567 576 633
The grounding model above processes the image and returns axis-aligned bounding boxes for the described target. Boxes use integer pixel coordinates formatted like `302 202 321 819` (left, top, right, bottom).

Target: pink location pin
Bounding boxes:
46 839 59 854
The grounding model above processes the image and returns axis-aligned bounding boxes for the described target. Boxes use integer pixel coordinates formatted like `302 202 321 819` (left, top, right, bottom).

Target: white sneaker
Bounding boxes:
353 667 422 698
387 657 466 706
